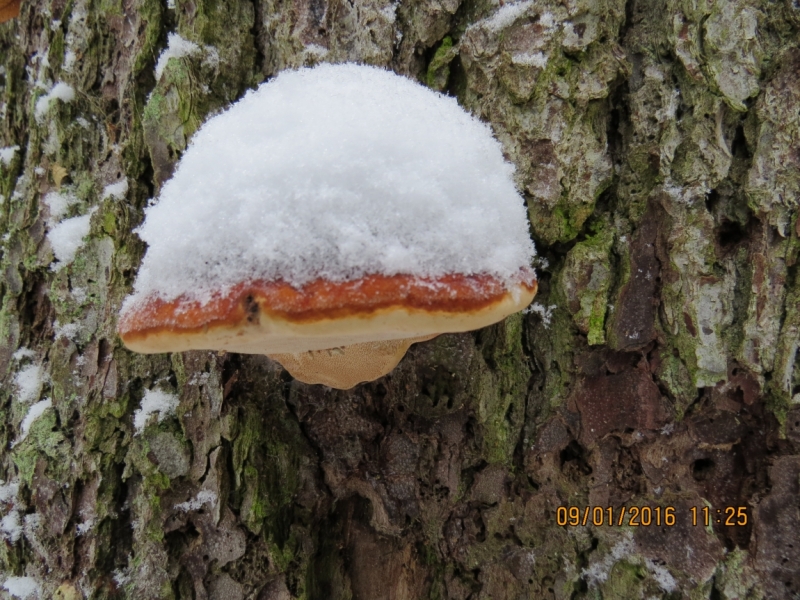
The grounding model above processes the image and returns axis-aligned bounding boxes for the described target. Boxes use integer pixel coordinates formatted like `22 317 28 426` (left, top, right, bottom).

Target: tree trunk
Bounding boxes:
0 0 798 598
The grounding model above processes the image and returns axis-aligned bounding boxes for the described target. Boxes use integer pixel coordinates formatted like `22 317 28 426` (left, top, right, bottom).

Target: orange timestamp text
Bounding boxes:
557 506 676 527
556 505 749 527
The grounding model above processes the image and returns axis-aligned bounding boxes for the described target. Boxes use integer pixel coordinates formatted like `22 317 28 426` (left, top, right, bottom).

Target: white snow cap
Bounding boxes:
125 63 535 308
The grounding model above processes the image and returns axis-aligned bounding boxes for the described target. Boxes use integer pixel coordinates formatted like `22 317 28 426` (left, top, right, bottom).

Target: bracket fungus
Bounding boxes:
118 64 537 389
0 0 20 23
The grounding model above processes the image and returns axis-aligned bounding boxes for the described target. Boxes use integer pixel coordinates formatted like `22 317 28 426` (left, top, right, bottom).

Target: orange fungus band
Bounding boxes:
118 271 538 338
0 0 20 22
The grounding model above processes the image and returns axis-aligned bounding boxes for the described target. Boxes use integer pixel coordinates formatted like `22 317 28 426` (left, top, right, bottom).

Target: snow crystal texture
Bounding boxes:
0 146 19 166
13 365 43 404
18 399 52 442
47 211 94 270
126 64 535 308
2 577 40 599
133 389 179 434
154 33 200 80
34 82 75 122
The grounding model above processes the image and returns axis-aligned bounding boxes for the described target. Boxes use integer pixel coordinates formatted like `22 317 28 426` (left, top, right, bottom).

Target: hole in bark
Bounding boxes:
560 441 592 476
420 366 458 410
505 402 514 424
731 124 748 158
705 189 720 213
140 153 156 198
691 458 715 481
474 514 486 542
717 220 747 248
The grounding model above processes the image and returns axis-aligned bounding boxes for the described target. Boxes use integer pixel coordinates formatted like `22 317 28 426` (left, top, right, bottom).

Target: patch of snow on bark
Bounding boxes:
174 490 217 512
14 365 43 404
17 399 53 443
42 190 80 223
34 82 75 122
2 577 41 599
480 1 533 32
524 303 557 328
1 511 22 543
133 390 179 434
0 146 19 165
511 52 548 67
102 179 128 200
47 208 96 270
155 33 201 79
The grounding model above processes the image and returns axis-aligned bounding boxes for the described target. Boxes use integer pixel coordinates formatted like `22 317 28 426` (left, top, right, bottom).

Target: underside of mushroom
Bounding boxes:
268 335 437 389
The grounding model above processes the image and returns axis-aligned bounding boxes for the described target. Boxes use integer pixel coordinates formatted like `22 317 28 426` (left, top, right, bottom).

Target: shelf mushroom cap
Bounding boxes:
118 63 538 388
0 0 20 23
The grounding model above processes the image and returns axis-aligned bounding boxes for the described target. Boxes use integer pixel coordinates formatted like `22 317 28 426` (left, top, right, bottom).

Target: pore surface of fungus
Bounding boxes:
118 64 537 388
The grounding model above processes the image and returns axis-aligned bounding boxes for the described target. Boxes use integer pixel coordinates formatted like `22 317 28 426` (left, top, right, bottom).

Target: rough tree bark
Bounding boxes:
0 0 798 598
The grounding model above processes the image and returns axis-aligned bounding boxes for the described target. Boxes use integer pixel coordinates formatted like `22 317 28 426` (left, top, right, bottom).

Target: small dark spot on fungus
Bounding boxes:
244 295 259 324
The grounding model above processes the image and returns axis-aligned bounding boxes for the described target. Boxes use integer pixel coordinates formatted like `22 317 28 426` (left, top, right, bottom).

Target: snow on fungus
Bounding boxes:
0 0 20 23
118 63 537 389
